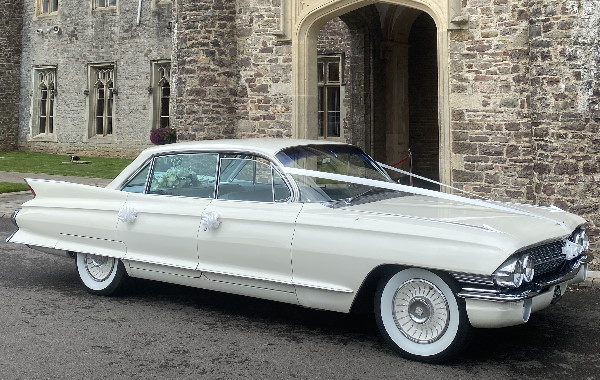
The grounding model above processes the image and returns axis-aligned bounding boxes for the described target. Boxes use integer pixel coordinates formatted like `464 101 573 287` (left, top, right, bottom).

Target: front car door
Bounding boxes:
196 154 302 297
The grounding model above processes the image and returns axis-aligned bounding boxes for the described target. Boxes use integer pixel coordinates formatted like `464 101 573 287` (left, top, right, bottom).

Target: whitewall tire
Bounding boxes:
76 252 127 296
375 268 471 363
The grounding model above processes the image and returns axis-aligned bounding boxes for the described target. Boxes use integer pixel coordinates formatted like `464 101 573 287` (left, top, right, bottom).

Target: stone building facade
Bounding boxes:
15 0 173 156
2 0 600 245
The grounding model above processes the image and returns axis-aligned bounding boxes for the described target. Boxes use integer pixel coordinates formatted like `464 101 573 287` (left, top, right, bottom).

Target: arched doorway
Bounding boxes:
293 0 450 186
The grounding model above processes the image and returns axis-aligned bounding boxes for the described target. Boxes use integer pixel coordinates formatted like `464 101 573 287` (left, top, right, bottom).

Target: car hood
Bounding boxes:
343 194 584 251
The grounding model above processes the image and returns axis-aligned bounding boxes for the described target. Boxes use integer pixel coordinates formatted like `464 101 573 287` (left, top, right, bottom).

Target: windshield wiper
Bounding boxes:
344 187 381 205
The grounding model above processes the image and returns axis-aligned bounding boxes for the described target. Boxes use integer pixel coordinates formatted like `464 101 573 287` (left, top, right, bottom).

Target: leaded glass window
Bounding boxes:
90 65 115 137
152 61 171 129
39 0 58 15
95 0 117 8
34 68 56 135
158 65 170 128
317 55 342 138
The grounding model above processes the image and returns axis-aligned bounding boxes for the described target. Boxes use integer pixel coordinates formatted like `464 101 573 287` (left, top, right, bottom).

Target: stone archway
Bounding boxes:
292 0 451 185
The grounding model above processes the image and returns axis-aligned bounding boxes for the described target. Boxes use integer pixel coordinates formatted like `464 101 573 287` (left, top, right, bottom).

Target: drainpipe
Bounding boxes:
137 0 142 25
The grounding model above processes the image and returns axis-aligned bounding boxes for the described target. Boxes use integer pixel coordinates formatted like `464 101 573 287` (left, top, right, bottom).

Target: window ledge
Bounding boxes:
93 7 117 12
27 133 57 142
35 13 59 19
87 135 115 144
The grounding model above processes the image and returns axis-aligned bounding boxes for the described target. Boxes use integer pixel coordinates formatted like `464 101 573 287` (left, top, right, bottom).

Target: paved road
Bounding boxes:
1 218 600 379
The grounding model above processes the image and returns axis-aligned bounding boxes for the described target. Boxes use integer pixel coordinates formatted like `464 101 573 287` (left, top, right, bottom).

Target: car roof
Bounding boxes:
108 139 351 189
141 138 349 158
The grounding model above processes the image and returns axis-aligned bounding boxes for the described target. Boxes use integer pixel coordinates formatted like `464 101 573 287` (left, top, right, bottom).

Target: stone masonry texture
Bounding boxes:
448 0 600 248
0 0 24 151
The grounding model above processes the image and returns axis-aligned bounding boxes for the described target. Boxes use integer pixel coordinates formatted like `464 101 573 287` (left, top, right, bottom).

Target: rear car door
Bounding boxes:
117 153 218 272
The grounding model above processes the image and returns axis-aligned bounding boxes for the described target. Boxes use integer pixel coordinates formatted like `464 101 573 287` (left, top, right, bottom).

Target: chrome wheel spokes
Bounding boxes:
84 254 116 282
392 279 450 344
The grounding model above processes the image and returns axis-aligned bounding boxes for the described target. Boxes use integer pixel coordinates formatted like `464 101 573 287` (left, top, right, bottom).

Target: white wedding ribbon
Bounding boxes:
283 167 570 233
377 162 487 199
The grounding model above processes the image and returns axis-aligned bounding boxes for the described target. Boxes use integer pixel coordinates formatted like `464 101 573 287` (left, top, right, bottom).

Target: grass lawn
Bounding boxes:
0 151 133 179
0 182 29 193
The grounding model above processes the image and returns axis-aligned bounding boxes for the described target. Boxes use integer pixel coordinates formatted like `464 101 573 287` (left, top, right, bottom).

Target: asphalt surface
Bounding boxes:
1 217 600 379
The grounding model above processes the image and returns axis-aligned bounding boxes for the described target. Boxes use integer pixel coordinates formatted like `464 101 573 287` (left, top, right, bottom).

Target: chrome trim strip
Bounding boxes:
126 257 353 293
125 257 197 271
5 230 18 243
450 272 495 287
10 208 21 227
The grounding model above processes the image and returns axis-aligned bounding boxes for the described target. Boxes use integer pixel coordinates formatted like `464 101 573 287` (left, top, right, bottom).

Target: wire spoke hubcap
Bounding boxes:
392 279 450 344
84 254 116 282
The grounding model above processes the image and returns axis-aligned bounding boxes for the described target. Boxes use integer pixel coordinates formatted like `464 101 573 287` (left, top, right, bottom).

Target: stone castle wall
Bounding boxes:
529 0 600 221
171 0 238 141
171 0 293 141
17 0 172 157
449 0 534 202
234 0 293 139
448 0 600 240
0 0 24 151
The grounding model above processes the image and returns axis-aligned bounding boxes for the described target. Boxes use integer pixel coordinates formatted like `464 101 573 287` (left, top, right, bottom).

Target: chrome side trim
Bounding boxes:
10 208 21 227
5 229 18 243
197 265 354 293
126 257 353 294
458 254 591 302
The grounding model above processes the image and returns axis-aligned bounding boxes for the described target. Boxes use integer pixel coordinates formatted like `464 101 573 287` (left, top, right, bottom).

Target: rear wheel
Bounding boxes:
76 252 127 296
374 268 471 363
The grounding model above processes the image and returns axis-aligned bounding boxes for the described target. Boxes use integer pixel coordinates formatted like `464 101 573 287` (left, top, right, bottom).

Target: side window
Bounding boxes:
217 155 291 202
122 164 150 193
147 153 218 198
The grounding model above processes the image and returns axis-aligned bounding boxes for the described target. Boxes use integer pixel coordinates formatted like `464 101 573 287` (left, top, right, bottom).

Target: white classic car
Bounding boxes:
7 139 592 362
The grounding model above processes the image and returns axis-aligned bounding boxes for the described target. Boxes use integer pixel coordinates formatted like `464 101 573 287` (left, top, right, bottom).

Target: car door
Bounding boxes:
196 155 302 295
116 153 218 273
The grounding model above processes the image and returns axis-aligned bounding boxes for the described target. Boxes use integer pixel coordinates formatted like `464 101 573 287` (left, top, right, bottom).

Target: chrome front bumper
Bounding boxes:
457 253 592 328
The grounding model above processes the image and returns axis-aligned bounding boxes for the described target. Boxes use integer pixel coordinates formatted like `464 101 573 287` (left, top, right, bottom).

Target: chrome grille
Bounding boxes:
521 240 565 277
450 272 495 287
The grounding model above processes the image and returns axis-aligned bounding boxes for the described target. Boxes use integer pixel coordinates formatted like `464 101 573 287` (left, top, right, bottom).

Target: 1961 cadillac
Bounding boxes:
7 139 592 362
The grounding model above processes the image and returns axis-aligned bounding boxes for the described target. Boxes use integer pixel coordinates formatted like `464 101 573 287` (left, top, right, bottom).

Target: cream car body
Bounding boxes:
7 139 592 362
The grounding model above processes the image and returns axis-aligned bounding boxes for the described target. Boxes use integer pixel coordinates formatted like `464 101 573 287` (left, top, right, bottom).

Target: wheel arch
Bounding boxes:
349 264 464 314
350 264 403 314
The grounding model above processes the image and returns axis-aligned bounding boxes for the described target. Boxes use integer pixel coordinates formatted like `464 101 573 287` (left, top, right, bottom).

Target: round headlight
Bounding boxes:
522 255 535 283
493 257 524 288
574 229 590 252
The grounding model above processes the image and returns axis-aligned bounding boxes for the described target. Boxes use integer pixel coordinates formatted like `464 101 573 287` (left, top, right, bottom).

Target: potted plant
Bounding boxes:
150 127 177 145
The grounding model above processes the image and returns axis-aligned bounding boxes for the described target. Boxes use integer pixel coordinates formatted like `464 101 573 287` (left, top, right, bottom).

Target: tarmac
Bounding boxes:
0 170 598 287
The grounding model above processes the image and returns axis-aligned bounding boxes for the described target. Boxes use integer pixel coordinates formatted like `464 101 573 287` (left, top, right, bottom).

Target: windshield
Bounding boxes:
276 144 398 203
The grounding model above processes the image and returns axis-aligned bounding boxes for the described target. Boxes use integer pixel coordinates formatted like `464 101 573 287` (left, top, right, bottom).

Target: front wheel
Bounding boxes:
374 268 471 363
76 252 128 296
